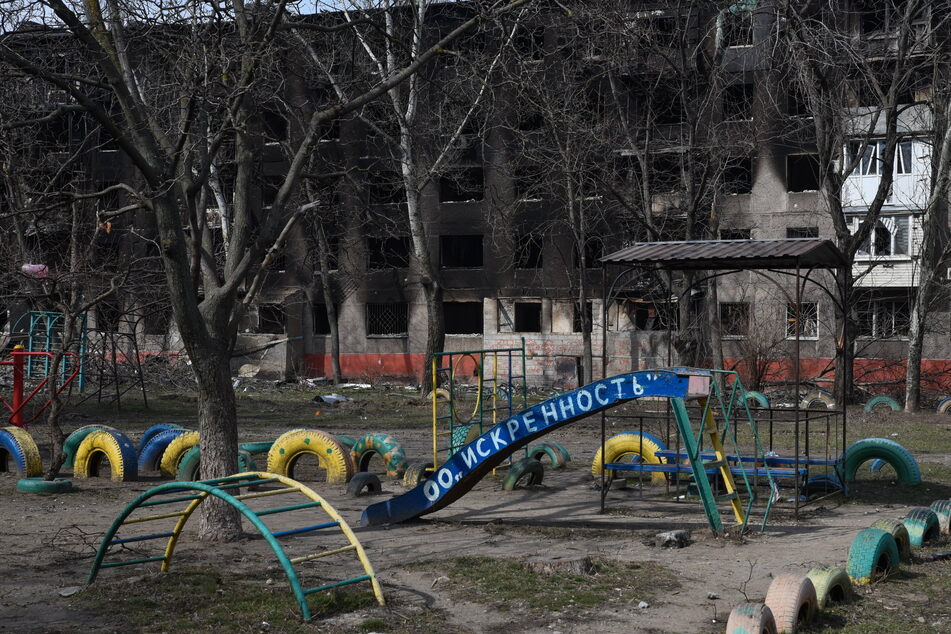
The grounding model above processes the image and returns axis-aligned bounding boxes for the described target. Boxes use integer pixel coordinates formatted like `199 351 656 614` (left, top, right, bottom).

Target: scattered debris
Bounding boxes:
707 592 720 600
637 601 650 609
237 364 260 378
314 393 348 405
338 383 372 390
58 586 81 597
655 530 691 548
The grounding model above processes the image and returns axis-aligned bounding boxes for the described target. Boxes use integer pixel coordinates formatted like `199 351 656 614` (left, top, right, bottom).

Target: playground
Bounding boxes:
2 368 951 633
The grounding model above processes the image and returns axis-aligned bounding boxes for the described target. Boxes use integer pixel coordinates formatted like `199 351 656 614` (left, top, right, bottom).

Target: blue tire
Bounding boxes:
139 424 183 453
138 429 190 472
743 391 771 409
0 427 43 476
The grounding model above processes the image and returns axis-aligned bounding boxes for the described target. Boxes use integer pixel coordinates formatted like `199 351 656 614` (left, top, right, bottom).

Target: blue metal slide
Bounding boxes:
361 369 711 526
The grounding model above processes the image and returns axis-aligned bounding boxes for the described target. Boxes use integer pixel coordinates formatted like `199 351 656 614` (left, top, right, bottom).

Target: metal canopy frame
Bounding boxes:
598 238 850 518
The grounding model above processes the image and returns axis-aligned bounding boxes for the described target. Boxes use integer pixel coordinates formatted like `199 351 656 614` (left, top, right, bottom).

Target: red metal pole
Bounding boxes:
11 345 24 427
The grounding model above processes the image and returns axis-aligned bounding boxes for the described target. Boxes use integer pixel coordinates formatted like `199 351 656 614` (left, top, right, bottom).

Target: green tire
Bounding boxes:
930 499 951 535
870 518 913 563
502 457 544 491
864 396 901 412
334 435 357 450
902 508 940 547
743 390 770 409
238 441 274 455
528 443 567 469
64 425 114 468
16 477 73 494
846 528 900 585
842 438 921 485
350 433 409 478
176 447 257 481
806 566 852 609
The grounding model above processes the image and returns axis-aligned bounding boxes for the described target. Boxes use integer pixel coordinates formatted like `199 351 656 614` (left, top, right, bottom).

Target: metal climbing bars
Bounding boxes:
429 340 528 468
0 345 80 427
86 472 384 620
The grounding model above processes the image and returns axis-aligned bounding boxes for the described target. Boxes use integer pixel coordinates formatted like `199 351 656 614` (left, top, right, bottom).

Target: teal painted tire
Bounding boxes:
842 438 921 485
725 603 777 634
16 477 73 494
335 435 357 451
870 518 913 563
902 508 940 547
138 428 190 471
138 424 183 453
74 429 138 481
528 443 567 469
176 447 257 481
350 434 409 478
541 441 571 463
743 390 770 409
449 424 480 455
864 396 901 413
0 426 43 476
64 425 114 468
238 441 274 455
930 499 951 535
846 528 900 585
937 396 951 414
402 461 433 487
502 457 544 491
806 566 852 609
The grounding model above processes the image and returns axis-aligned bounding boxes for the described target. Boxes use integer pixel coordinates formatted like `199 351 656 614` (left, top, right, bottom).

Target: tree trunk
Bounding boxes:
194 347 242 541
833 267 853 406
315 221 341 384
904 289 926 412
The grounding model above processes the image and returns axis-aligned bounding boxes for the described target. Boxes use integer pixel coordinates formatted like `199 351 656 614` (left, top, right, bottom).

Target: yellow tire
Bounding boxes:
266 429 356 484
73 429 138 482
159 431 200 478
591 432 667 486
1 426 42 477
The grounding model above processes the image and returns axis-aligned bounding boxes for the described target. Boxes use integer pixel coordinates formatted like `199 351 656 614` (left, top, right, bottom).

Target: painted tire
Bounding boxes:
764 574 817 633
540 441 570 463
335 435 357 451
528 443 567 469
842 438 921 485
806 566 852 609
902 508 940 547
930 499 951 535
402 461 433 487
0 426 42 476
426 388 450 402
238 441 274 455
864 396 901 412
138 424 183 453
138 429 190 472
936 396 951 414
449 423 481 455
804 473 842 495
800 391 834 410
725 603 777 634
846 528 900 585
74 429 138 481
870 518 913 563
346 472 382 496
592 432 667 486
176 446 257 481
502 457 544 491
743 390 771 409
63 425 114 468
159 431 200 478
869 458 886 473
16 477 73 494
350 434 409 478
267 429 356 484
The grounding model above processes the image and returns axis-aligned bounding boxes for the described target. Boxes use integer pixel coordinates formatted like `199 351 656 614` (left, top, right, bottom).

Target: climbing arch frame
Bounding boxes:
86 472 384 620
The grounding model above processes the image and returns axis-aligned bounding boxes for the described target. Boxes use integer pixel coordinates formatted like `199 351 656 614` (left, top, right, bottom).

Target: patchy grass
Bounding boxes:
78 567 378 632
408 555 677 614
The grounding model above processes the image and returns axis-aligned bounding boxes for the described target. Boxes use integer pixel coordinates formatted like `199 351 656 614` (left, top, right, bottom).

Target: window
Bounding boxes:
366 171 405 206
575 237 603 268
260 174 283 207
856 293 911 339
143 306 171 336
787 226 819 239
366 302 408 336
848 140 914 176
720 302 750 338
515 233 543 269
853 215 910 257
262 109 288 143
786 154 820 192
514 26 545 61
514 163 545 200
722 157 753 194
573 301 593 334
786 302 818 339
444 302 483 335
624 300 678 331
723 83 754 121
440 235 483 268
439 167 484 202
367 237 411 270
720 228 751 240
513 302 542 332
652 154 682 192
788 87 811 118
313 304 332 335
258 304 285 334
97 297 121 333
722 9 753 47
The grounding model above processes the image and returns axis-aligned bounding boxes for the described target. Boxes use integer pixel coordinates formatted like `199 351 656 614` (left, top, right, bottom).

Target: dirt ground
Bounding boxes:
1 385 950 633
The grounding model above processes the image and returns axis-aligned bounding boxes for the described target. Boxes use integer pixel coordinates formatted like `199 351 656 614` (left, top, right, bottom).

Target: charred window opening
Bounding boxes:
439 167 484 203
722 156 753 194
723 83 754 121
719 302 750 338
262 109 288 143
444 302 483 335
515 111 545 132
440 235 483 268
788 86 811 118
97 297 122 333
654 93 685 125
515 233 543 269
143 305 171 336
514 163 546 201
514 26 545 61
787 226 819 239
260 174 283 207
366 302 408 337
722 9 754 47
258 304 286 334
367 236 410 270
786 154 820 192
366 171 406 206
513 302 542 332
720 228 752 240
573 301 593 333
312 304 332 335
575 236 603 268
625 299 678 331
652 154 683 193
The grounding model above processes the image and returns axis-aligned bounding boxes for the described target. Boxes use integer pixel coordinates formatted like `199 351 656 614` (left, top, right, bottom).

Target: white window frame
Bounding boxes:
785 302 818 340
851 214 912 260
